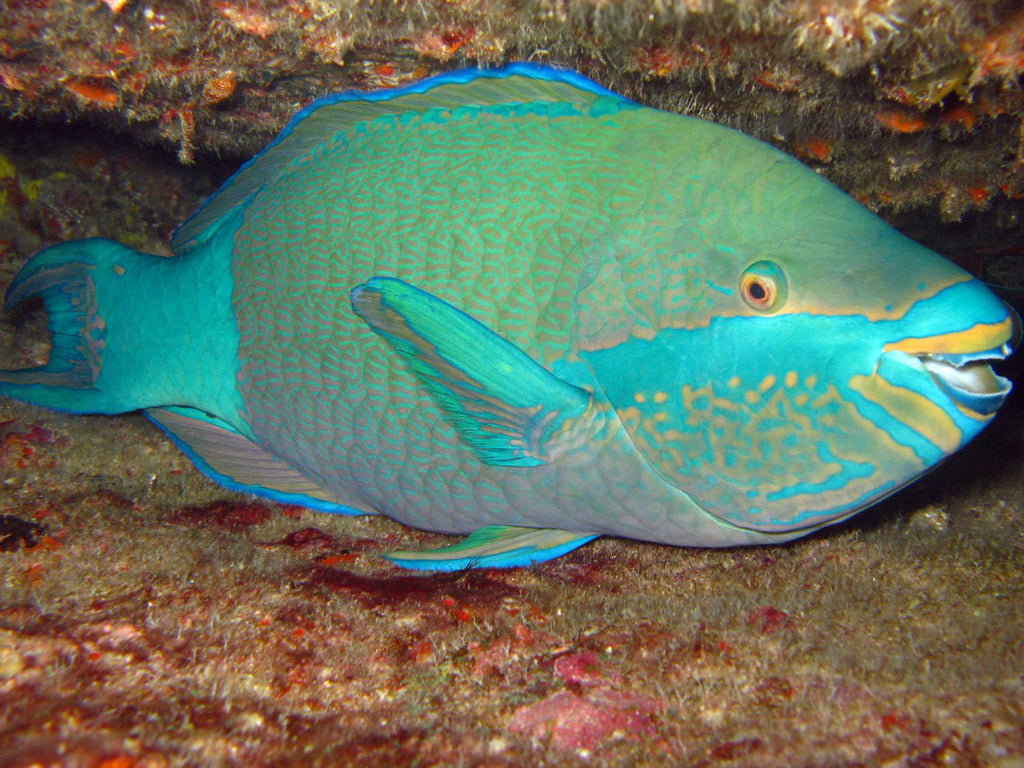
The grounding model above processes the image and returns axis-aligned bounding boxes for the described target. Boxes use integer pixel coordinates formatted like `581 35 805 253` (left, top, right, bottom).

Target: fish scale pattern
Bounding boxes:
231 102 642 525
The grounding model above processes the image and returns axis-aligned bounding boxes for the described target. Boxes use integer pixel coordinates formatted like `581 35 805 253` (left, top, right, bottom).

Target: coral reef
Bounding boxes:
0 0 1022 233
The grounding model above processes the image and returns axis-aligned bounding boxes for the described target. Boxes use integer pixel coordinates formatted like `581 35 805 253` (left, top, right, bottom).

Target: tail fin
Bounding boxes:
0 238 151 413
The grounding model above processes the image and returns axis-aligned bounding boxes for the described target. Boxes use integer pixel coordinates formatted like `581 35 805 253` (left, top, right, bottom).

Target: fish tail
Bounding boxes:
0 238 154 413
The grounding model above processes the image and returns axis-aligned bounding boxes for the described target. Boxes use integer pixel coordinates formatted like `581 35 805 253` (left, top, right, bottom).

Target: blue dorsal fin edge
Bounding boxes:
171 63 631 253
274 63 624 133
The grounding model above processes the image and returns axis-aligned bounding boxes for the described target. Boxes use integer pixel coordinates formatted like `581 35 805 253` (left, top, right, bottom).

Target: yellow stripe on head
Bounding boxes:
883 317 1014 357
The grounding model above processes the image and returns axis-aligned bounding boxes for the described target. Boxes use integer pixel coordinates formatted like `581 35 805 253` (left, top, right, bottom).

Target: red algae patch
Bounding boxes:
552 650 613 686
0 420 62 446
0 419 66 472
291 564 521 610
169 500 274 531
270 526 341 551
708 737 764 761
747 605 791 635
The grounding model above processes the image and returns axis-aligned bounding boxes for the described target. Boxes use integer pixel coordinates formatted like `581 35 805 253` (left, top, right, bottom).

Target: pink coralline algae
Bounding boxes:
511 650 665 750
510 688 665 751
553 650 614 686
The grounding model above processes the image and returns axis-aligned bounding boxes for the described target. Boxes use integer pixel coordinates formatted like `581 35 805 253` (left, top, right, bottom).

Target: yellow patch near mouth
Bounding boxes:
849 374 962 454
882 317 1014 356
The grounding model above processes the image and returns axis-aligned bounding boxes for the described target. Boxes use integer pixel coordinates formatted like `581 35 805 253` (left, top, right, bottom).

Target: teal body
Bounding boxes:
0 65 1015 569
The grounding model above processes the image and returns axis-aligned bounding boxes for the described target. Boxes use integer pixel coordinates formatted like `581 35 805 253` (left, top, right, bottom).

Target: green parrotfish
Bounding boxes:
0 65 1016 569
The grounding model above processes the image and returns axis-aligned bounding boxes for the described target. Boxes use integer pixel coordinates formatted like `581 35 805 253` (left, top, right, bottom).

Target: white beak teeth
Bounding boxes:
920 356 1006 397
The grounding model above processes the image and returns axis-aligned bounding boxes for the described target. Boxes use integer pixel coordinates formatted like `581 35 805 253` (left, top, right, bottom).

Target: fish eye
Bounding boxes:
739 260 787 313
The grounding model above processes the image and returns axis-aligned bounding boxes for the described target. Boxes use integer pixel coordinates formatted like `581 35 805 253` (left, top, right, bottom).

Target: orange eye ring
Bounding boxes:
739 261 787 313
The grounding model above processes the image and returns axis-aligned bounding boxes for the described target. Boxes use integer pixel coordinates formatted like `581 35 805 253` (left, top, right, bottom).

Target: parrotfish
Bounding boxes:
0 65 1016 569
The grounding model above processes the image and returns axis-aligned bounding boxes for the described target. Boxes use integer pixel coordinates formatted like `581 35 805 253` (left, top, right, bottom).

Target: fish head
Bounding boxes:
577 176 1016 537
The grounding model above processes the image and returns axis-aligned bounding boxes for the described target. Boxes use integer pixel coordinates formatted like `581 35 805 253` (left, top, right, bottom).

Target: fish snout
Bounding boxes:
890 303 1017 417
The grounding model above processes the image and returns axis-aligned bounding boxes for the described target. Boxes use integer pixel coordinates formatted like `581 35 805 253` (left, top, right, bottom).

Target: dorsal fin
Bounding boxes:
170 64 628 253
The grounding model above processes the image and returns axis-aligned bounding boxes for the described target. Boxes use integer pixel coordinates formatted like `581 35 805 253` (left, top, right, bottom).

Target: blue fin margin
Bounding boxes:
146 406 364 515
148 406 602 569
385 525 599 571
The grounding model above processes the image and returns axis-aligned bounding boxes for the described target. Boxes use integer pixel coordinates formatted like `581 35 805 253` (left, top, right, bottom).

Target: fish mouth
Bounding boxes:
918 350 1012 416
891 308 1019 417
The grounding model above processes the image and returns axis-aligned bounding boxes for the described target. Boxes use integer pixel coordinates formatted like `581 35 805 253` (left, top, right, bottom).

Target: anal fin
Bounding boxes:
385 525 599 571
147 406 363 514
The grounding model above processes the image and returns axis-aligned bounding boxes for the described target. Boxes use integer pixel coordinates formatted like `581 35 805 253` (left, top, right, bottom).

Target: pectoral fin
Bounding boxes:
351 277 602 467
385 525 599 570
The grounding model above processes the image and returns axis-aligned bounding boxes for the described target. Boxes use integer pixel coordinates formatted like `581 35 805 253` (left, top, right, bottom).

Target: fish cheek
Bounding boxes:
588 323 929 534
574 259 639 351
618 374 917 532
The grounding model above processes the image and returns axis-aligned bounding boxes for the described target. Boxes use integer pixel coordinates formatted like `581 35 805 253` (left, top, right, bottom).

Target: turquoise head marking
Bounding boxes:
578 127 1015 536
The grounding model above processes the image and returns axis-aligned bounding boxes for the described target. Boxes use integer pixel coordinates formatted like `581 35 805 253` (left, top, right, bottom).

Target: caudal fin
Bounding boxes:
0 238 148 413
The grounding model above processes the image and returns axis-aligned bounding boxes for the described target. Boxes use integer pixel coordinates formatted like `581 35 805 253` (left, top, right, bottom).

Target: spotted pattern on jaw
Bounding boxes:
615 371 922 533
